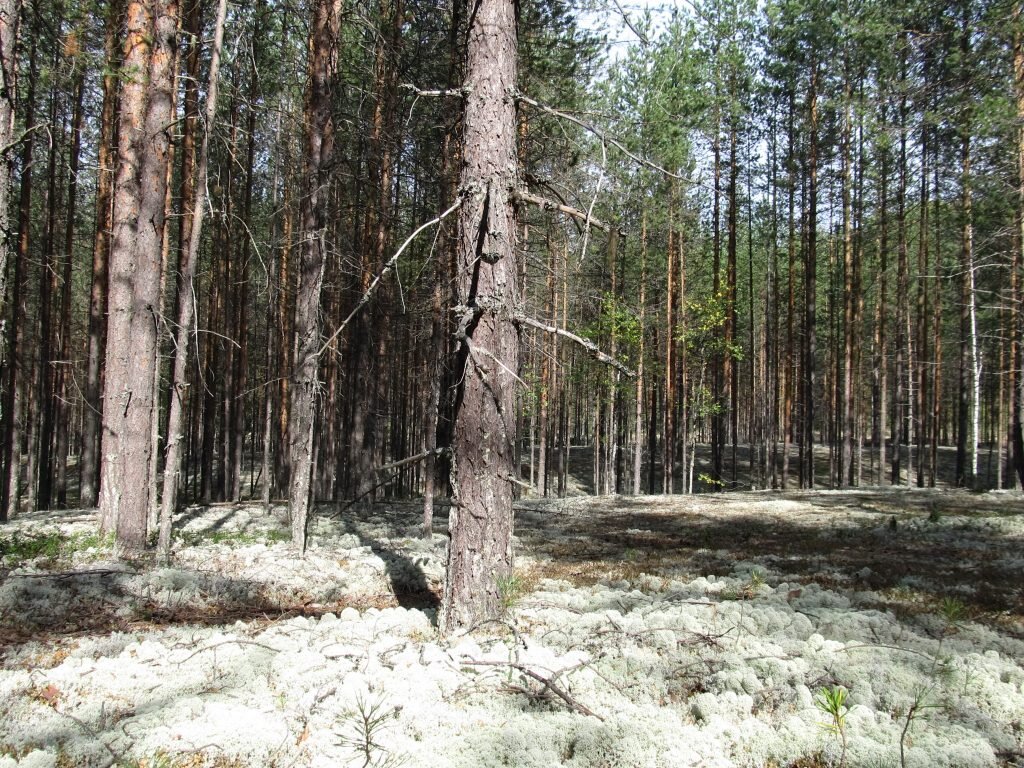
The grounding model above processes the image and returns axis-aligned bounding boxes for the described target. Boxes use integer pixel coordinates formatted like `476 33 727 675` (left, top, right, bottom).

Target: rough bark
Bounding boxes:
1013 23 1024 489
840 74 855 487
633 215 646 494
893 73 908 487
803 64 819 489
782 95 795 489
441 0 519 635
288 0 341 555
0 0 16 522
2 28 35 521
54 71 86 508
99 0 178 550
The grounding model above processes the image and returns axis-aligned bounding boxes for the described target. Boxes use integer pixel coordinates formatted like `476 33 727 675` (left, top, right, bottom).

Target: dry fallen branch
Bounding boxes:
51 704 127 768
461 659 604 720
174 638 283 665
5 568 128 580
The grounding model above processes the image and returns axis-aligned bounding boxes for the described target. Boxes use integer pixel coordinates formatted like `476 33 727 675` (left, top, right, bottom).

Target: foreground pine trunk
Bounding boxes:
441 0 519 634
288 0 341 555
0 0 16 523
99 0 177 550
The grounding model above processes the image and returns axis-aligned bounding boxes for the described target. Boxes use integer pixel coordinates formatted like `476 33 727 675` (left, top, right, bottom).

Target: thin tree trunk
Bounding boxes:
80 0 121 510
929 150 942 484
916 96 930 488
36 48 62 512
633 215 647 494
2 28 36 521
782 96 795 489
803 63 819 489
874 101 890 485
893 70 908 487
54 70 86 508
288 0 341 555
262 103 285 512
841 71 855 487
0 0 15 522
1012 22 1024 489
727 122 738 487
158 0 227 556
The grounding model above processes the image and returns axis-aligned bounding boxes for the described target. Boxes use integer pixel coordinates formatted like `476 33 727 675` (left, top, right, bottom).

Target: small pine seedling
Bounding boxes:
815 685 849 768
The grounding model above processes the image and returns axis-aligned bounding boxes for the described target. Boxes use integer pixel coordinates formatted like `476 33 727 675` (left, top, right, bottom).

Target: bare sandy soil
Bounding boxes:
1 488 1022 768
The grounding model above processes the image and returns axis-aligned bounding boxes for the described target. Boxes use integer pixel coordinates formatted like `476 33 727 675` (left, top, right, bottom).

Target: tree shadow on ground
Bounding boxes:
0 565 393 655
330 503 443 615
511 489 1024 629
0 501 448 654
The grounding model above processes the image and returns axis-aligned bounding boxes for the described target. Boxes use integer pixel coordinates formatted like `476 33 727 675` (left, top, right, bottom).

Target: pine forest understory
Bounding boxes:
2 0 1024 615
3 0 1024 765
2 0 1024 517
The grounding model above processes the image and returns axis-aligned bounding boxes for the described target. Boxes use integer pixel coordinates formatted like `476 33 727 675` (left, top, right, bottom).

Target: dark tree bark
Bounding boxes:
289 0 341 554
893 54 909 487
726 121 738 487
2 26 36 521
441 0 519 634
802 62 819 489
782 95 795 489
0 0 17 522
80 0 122 509
1013 22 1024 489
54 70 86 508
840 72 855 487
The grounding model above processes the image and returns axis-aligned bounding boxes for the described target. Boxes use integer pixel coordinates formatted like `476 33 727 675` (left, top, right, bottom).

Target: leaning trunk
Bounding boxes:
158 0 228 556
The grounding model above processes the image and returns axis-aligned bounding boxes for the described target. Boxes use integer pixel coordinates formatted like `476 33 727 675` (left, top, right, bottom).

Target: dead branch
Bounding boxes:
516 315 636 378
174 638 283 665
399 83 468 98
609 0 649 45
514 189 620 234
5 568 127 580
461 659 604 720
451 303 635 378
516 92 697 185
52 705 126 768
0 123 47 157
317 198 461 359
330 448 450 515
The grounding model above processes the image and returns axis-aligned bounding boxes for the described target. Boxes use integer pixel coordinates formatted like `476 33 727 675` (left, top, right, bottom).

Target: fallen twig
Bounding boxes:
174 638 283 665
461 659 604 720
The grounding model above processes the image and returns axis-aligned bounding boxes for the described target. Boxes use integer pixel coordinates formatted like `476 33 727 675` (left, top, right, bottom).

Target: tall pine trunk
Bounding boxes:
288 0 341 554
441 0 519 634
99 0 178 550
1012 23 1024 488
80 0 121 509
158 0 228 556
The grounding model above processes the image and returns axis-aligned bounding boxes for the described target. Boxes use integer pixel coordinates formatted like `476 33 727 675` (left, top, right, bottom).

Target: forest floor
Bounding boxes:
0 488 1022 768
